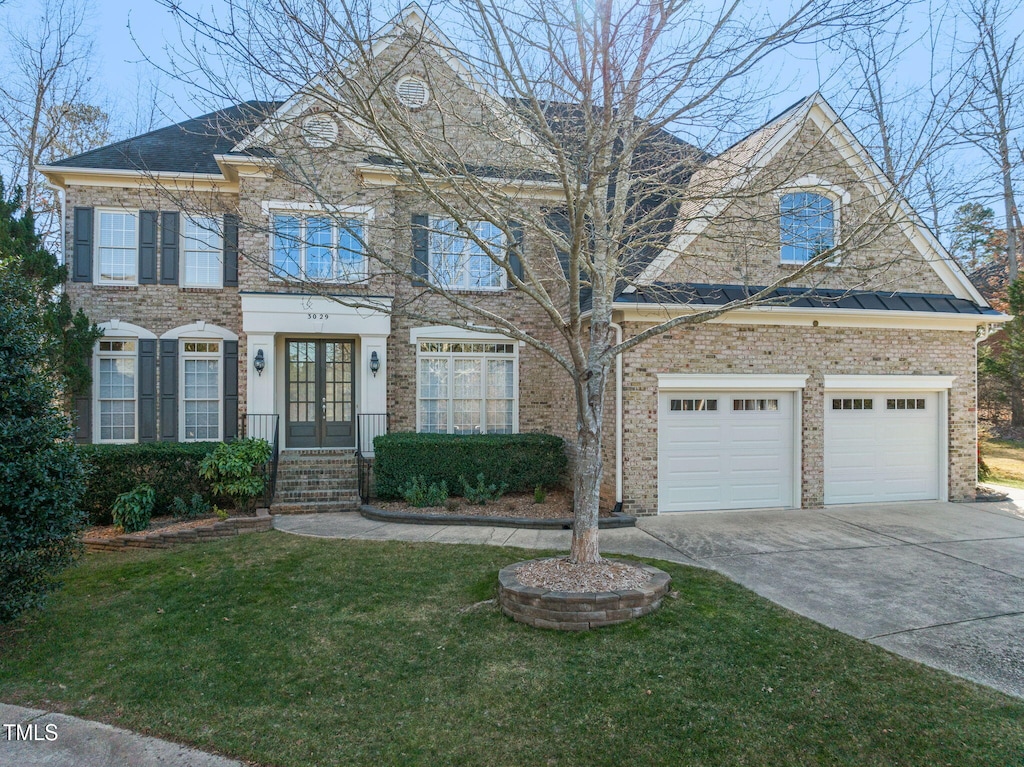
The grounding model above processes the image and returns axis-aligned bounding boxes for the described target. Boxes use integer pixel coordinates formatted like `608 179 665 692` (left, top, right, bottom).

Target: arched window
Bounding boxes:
780 192 834 264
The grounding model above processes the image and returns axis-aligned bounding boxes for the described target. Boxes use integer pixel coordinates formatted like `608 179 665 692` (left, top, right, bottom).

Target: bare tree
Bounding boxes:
0 0 108 237
837 2 976 239
154 0 927 563
958 0 1023 282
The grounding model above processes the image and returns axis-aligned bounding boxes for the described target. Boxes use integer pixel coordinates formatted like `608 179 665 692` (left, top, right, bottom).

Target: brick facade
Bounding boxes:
51 22 990 518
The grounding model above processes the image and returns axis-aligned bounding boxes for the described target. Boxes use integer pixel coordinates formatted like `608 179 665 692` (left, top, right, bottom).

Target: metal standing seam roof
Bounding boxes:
615 283 1002 316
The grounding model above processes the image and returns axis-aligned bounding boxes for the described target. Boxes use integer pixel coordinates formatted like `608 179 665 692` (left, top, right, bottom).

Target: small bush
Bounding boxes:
400 476 449 507
461 473 507 505
374 433 566 499
199 438 273 511
112 484 155 533
534 484 547 504
172 493 211 520
78 442 218 525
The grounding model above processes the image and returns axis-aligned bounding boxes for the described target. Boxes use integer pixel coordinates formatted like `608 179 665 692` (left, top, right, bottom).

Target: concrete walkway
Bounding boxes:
275 493 1024 699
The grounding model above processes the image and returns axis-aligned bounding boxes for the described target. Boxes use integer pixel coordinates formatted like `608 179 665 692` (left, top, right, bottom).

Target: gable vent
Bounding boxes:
395 76 430 108
302 113 339 148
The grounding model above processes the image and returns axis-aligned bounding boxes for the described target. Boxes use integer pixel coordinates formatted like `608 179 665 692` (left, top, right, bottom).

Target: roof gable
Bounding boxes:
630 94 988 307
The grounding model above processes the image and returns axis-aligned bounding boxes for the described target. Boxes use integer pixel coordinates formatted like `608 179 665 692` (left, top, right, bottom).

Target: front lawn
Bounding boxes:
981 435 1024 489
1 534 1021 766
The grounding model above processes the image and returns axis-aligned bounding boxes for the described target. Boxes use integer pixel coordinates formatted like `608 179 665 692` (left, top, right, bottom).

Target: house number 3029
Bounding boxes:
307 313 329 320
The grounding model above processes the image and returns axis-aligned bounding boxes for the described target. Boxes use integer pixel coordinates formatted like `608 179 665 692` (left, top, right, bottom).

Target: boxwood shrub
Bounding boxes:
373 432 567 500
77 442 219 525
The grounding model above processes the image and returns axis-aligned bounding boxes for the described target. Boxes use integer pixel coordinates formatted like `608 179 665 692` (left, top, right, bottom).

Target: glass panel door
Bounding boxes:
285 339 356 448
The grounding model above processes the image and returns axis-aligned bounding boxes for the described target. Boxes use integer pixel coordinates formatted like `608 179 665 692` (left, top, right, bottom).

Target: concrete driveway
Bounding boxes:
639 494 1024 699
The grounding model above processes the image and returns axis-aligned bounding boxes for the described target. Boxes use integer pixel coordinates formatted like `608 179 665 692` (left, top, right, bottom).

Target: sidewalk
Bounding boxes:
0 703 244 767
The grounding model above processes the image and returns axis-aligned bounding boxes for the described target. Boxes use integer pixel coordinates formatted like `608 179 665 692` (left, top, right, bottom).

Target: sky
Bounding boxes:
4 0 1021 233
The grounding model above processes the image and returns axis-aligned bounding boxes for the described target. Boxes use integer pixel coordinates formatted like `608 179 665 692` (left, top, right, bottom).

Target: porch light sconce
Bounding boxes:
369 350 381 377
254 348 266 376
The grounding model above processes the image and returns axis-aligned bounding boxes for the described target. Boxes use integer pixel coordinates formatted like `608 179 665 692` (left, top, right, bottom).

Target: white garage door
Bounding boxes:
824 391 940 504
658 391 796 512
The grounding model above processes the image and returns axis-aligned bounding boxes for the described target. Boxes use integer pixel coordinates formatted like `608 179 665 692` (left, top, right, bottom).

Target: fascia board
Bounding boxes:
611 302 1009 330
36 165 234 192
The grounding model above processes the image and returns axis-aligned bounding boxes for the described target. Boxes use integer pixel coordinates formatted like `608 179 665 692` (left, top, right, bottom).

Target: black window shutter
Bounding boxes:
73 349 92 442
411 214 429 286
160 211 179 284
223 214 239 287
72 207 93 282
138 211 158 284
507 221 524 283
223 340 238 440
138 339 157 441
159 339 178 441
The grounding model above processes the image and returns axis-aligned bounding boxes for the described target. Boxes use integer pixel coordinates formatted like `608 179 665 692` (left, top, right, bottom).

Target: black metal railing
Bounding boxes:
243 413 280 507
355 413 388 504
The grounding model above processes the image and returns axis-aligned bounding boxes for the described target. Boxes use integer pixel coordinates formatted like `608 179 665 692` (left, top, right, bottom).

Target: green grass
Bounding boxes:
981 437 1024 489
2 534 1022 766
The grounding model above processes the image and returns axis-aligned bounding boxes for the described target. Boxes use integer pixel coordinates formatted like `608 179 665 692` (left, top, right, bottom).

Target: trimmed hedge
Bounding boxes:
78 442 219 525
373 432 567 500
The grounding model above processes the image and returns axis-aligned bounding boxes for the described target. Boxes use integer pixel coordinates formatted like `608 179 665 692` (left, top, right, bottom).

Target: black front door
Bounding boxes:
285 339 355 448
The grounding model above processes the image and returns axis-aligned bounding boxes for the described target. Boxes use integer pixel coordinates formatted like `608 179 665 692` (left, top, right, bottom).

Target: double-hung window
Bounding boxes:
183 217 222 287
417 341 516 434
780 192 834 264
97 210 138 283
429 218 505 290
272 214 366 282
96 339 136 442
181 341 221 441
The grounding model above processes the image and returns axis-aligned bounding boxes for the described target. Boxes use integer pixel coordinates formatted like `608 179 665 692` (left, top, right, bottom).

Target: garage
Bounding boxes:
657 387 799 512
824 388 944 504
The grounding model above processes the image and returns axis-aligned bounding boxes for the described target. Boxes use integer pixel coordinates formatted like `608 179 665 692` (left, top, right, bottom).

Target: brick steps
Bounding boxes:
270 449 361 514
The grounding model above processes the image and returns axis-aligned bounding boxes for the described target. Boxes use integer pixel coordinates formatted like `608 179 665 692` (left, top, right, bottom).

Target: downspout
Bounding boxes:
610 321 623 509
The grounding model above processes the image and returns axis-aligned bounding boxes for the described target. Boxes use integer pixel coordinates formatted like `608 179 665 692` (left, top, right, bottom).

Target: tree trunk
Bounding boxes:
1010 388 1024 428
570 364 608 564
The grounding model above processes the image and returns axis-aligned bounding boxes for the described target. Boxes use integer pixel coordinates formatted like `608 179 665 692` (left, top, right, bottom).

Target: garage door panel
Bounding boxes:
825 390 940 505
658 390 795 513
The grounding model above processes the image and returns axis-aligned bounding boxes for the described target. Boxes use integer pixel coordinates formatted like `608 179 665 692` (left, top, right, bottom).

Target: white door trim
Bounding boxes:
657 373 809 390
823 374 955 390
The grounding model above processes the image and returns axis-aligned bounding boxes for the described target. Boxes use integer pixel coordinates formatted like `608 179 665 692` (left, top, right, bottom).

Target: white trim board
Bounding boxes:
823 375 955 390
657 374 809 390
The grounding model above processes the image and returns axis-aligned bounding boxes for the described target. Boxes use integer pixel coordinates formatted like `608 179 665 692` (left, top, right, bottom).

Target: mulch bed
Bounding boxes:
373 489 614 519
83 512 254 540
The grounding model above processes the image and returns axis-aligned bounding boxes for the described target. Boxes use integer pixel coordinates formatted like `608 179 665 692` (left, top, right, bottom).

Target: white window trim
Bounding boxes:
160 321 238 342
181 216 223 288
427 216 507 292
93 338 139 444
776 178 846 266
415 338 519 435
94 208 139 286
265 203 372 284
179 339 224 443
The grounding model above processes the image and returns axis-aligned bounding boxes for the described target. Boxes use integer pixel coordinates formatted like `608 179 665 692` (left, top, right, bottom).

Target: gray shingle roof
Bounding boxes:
614 283 1001 315
48 101 283 175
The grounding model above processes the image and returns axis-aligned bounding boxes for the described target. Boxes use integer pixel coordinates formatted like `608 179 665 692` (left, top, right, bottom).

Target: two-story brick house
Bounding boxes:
40 5 1003 516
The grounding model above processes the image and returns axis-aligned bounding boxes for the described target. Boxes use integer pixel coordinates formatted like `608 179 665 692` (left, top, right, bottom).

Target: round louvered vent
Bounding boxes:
302 113 339 148
395 75 430 108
